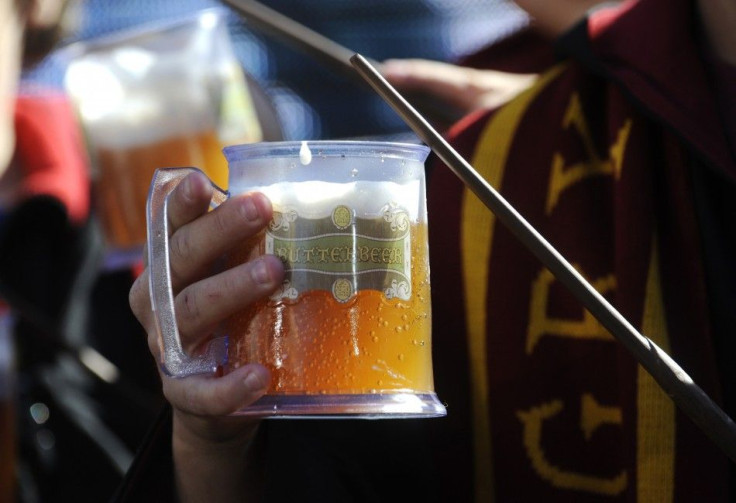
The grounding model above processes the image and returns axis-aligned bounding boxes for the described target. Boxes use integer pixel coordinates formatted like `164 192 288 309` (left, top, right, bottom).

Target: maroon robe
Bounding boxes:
426 0 735 501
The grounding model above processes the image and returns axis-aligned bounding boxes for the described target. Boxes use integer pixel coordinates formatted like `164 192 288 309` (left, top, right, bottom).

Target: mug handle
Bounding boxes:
146 167 229 377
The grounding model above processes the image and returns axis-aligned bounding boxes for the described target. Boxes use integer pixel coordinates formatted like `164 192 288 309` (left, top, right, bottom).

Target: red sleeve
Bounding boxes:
13 89 91 224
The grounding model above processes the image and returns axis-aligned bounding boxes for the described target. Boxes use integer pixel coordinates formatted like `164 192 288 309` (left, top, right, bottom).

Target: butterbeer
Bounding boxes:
226 221 433 395
94 130 228 248
63 8 263 253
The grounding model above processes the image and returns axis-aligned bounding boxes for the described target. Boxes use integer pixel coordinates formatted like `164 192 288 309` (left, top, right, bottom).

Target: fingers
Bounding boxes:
168 190 274 292
381 58 538 113
167 170 214 232
175 255 284 349
164 364 271 417
131 250 285 360
129 268 152 329
382 59 469 92
382 58 485 114
130 169 282 358
128 169 283 421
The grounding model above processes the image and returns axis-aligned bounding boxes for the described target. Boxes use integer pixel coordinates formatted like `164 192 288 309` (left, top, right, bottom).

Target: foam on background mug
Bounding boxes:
63 8 263 266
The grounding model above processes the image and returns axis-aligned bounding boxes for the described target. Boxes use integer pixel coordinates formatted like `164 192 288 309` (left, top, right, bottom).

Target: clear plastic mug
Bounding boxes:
63 8 264 265
147 141 446 417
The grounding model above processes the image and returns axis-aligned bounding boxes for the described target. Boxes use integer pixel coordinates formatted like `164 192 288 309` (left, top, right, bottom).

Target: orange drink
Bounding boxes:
95 130 228 248
227 222 433 395
147 141 446 417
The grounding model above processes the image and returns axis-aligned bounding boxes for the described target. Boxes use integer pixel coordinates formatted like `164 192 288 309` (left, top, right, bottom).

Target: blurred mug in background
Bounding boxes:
62 8 265 263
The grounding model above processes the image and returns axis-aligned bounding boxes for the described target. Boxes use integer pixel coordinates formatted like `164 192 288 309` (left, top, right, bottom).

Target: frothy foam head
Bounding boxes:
65 49 218 149
237 180 423 220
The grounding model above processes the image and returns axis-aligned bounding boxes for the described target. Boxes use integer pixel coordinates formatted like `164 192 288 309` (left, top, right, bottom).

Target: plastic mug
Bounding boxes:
63 8 264 265
147 141 446 417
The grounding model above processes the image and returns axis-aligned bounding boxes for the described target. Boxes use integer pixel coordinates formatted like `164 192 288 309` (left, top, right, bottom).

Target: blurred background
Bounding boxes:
5 1 530 501
25 0 529 140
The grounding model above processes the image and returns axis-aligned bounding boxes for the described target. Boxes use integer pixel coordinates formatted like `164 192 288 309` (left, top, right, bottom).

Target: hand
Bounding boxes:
381 58 538 116
129 170 284 501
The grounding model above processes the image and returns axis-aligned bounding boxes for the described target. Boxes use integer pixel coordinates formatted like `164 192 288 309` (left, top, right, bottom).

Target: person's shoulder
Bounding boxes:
459 28 559 74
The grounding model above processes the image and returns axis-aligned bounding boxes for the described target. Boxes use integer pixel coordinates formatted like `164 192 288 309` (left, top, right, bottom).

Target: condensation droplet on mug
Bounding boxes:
299 141 312 165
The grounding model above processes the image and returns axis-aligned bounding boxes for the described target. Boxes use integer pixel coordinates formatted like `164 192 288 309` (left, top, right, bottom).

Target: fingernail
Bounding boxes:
251 259 270 285
242 197 260 222
244 370 265 392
